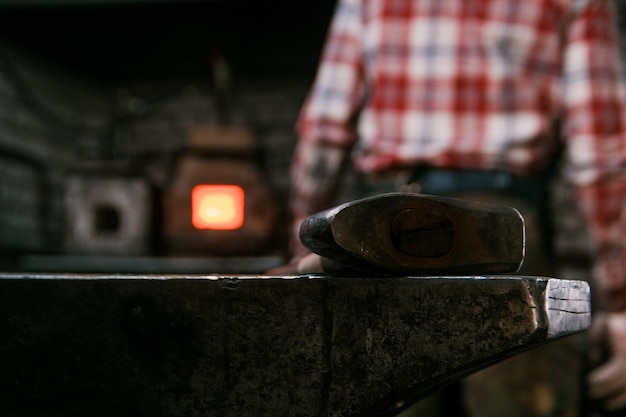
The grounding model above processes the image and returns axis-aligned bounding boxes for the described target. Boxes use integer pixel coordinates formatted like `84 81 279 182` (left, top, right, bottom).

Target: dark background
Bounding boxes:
0 0 337 83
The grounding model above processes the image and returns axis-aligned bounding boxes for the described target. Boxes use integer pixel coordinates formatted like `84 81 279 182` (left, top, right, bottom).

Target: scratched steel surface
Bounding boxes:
0 274 589 417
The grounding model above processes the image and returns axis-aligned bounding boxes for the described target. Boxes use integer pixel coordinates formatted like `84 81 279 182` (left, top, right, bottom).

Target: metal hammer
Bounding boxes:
300 192 525 275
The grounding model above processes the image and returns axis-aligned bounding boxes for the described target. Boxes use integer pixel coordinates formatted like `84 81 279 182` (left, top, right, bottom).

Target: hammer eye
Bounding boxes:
391 209 455 258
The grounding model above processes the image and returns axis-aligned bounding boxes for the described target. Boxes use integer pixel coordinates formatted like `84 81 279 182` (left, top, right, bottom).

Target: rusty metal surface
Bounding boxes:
300 193 525 276
0 273 589 417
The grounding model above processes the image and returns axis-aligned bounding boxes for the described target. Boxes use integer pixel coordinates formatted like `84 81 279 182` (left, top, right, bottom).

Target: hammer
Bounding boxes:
299 192 525 275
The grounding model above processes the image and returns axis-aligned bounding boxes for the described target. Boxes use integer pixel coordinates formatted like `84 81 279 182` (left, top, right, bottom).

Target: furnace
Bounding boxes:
162 125 279 256
64 175 152 256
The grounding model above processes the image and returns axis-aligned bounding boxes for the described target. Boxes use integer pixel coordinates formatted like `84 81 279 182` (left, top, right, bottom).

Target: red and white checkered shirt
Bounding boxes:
292 0 626 310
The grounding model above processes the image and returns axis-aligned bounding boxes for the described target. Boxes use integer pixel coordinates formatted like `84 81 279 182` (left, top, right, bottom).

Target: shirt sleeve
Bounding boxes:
562 0 626 311
288 141 351 260
295 0 366 146
287 0 366 260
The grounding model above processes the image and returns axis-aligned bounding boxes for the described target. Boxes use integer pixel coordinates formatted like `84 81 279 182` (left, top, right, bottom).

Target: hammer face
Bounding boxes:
300 193 525 275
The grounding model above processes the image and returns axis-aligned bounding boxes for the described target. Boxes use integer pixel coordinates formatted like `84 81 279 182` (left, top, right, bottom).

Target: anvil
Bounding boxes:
0 273 589 417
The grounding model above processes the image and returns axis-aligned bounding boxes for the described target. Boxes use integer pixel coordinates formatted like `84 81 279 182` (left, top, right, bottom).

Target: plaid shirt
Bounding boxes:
292 0 626 310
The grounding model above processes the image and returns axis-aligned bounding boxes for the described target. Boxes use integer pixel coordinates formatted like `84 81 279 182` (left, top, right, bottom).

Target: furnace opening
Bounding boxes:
192 185 245 230
92 204 121 236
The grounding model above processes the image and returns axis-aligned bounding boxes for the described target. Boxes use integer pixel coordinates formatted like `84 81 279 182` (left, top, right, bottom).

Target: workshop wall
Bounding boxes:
0 43 108 257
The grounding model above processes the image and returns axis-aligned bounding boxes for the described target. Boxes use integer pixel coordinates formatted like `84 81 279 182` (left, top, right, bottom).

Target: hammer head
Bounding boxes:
300 193 525 275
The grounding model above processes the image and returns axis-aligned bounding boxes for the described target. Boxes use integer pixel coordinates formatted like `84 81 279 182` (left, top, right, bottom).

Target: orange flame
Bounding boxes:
192 185 245 230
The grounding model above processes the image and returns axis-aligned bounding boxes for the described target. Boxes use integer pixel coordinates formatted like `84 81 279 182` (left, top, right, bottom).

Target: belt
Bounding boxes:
406 167 551 206
402 166 557 262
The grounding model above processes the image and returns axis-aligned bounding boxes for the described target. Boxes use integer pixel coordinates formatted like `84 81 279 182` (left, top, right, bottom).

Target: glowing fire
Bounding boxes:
192 185 245 230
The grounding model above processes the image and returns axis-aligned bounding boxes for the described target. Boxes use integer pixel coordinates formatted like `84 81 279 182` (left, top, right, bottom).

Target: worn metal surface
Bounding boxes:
0 274 589 417
300 193 525 275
